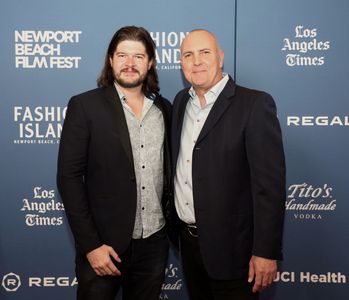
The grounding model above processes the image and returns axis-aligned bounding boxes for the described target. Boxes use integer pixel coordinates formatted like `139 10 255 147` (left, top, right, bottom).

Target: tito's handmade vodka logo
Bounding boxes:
160 263 183 299
286 183 336 220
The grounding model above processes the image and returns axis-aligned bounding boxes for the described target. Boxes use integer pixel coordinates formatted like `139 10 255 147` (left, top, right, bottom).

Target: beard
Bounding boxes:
115 68 147 89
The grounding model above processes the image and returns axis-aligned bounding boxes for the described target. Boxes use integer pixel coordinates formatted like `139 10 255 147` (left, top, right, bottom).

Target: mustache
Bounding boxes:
121 67 139 73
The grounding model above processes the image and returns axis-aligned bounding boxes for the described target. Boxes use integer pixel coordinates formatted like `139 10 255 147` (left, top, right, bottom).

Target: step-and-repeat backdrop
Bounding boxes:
1 0 348 299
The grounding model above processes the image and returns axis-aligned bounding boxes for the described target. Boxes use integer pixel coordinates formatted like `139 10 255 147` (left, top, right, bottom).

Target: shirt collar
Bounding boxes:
114 81 156 103
188 73 229 105
114 82 127 102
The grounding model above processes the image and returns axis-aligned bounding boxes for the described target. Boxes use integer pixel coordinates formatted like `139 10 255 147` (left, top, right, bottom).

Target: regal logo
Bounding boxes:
287 115 349 126
29 276 78 287
2 273 21 292
1 273 79 291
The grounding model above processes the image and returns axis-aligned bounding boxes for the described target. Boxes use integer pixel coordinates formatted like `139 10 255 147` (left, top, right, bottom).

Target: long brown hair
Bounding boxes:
97 26 159 94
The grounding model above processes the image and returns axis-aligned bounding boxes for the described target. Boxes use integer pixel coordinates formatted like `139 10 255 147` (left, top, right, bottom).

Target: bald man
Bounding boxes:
171 29 286 299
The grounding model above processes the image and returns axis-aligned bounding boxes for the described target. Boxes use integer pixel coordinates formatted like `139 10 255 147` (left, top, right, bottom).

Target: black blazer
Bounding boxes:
57 85 172 256
171 76 286 280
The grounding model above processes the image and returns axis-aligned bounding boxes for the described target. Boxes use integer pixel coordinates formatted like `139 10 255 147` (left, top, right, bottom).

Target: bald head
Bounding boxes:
181 29 222 53
180 29 224 95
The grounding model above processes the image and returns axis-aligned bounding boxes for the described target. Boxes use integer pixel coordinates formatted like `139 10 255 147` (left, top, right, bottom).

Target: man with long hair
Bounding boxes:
57 26 171 300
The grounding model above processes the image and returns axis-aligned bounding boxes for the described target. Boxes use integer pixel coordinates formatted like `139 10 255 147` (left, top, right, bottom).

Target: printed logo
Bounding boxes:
150 31 188 70
281 25 331 66
20 186 65 226
2 273 21 292
287 115 349 127
1 273 78 292
160 263 183 299
29 276 77 287
13 105 66 145
286 183 337 220
15 30 82 69
274 271 347 284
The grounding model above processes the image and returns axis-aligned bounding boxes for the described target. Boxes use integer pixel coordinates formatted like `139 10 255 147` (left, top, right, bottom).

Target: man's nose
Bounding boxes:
193 54 202 65
125 55 135 66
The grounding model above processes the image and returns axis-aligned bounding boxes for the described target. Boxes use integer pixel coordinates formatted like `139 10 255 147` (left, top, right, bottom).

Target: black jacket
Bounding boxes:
57 85 172 255
171 76 286 279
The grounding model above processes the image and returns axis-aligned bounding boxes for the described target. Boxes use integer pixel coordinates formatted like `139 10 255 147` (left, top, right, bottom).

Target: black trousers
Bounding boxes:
75 227 169 300
180 224 258 300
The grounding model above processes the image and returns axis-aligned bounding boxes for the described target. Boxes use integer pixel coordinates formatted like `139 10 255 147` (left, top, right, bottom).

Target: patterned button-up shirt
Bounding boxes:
115 83 165 238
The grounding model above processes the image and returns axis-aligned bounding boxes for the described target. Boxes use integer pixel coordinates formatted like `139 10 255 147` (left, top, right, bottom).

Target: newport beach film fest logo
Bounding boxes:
286 183 337 220
150 31 188 70
20 186 65 227
13 105 66 145
281 25 331 66
15 30 82 69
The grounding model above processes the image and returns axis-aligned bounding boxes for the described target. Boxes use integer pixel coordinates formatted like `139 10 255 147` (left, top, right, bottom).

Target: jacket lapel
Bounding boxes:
173 91 191 163
103 85 134 171
196 77 236 144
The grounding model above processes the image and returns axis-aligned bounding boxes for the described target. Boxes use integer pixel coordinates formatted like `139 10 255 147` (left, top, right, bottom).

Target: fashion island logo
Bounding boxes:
281 25 331 66
160 263 182 299
150 31 188 70
286 183 336 220
15 30 82 69
20 186 65 226
13 106 66 145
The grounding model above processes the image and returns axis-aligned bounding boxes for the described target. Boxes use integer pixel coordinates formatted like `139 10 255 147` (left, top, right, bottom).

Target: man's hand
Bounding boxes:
248 255 277 293
86 244 122 276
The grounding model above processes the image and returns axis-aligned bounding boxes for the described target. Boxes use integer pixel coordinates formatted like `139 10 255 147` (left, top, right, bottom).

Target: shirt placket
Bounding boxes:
187 101 203 212
192 99 205 148
139 115 147 236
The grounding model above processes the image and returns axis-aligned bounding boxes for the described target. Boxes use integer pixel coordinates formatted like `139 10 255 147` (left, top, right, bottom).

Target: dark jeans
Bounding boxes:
180 224 258 300
75 227 169 300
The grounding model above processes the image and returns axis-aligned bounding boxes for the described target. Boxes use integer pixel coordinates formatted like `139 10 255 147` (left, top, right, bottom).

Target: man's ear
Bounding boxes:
219 50 224 68
148 59 153 70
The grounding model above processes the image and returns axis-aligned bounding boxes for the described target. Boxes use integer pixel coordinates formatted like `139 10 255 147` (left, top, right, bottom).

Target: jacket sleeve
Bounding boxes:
57 97 102 255
245 92 286 260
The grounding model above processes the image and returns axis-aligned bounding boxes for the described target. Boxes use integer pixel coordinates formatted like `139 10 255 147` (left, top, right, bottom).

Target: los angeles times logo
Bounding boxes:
2 272 21 292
